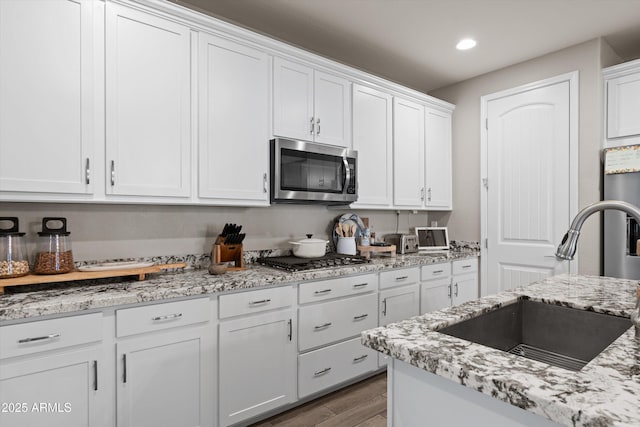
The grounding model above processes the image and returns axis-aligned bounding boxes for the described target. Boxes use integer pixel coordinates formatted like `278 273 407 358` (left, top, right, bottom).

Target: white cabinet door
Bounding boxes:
105 3 191 198
273 57 314 142
606 72 640 139
198 33 269 204
424 107 452 210
313 71 351 147
0 348 104 427
420 278 452 314
393 97 425 208
219 309 296 427
0 0 95 195
379 283 420 327
117 327 213 427
452 273 478 306
351 84 393 207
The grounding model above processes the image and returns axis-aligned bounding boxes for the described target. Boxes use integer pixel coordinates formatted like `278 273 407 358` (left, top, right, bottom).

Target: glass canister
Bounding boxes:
34 217 74 274
0 217 30 278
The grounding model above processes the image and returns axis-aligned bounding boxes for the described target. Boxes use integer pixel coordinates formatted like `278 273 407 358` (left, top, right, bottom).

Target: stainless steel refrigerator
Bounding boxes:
604 146 640 279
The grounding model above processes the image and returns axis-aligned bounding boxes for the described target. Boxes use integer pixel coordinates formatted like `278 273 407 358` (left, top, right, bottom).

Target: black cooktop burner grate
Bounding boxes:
257 253 370 272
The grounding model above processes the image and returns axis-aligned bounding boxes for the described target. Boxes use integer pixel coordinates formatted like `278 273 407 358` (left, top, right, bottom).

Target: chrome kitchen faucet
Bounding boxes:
556 200 640 260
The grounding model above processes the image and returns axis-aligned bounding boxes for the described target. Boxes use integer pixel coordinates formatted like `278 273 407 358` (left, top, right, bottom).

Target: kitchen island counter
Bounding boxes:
362 274 640 426
0 250 477 322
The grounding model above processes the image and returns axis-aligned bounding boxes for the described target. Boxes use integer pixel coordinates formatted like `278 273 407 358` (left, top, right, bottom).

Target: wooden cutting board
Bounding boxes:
0 262 187 294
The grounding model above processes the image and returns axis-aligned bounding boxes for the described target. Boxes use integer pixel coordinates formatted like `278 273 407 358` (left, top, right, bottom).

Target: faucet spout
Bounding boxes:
556 200 640 260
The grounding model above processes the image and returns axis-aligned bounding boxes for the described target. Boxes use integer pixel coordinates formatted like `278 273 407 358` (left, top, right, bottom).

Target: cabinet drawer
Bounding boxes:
379 267 419 289
298 337 378 398
421 263 451 281
219 286 294 319
117 298 210 337
452 258 478 275
299 273 377 304
298 293 377 351
0 313 102 360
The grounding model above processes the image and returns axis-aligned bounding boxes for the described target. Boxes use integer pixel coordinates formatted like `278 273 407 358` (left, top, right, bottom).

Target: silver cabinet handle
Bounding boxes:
353 314 368 321
151 313 182 321
395 276 409 281
427 187 432 202
110 160 115 186
18 333 61 344
250 299 271 305
123 354 127 383
421 187 425 201
353 283 368 288
288 318 292 341
447 284 452 298
310 117 315 134
316 117 320 135
85 158 90 185
93 360 98 391
314 289 332 295
462 265 472 269
314 367 331 377
263 172 268 193
382 298 387 316
433 270 444 274
454 283 459 297
353 354 368 363
314 322 332 330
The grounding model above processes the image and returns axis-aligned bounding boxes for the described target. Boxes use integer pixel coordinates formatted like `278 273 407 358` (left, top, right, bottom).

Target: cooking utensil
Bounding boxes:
351 223 357 237
289 234 328 258
342 223 351 237
335 223 343 237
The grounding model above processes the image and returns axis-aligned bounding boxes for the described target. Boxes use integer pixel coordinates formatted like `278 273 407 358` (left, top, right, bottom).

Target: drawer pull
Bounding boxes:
151 313 183 321
395 276 409 281
314 289 332 295
353 283 368 288
314 367 332 377
93 360 98 391
314 322 332 330
18 333 61 344
353 354 368 363
433 270 444 274
353 314 369 321
249 299 271 305
462 265 472 269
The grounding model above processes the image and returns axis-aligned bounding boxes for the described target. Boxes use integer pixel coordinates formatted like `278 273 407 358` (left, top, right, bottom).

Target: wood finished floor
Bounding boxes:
250 372 387 427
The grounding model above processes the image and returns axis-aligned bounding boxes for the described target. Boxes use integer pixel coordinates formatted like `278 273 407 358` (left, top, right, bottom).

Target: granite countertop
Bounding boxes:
0 250 477 322
361 274 640 427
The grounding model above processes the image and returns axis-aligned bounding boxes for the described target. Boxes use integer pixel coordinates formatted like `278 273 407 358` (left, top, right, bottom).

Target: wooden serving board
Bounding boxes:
0 262 187 294
358 245 396 259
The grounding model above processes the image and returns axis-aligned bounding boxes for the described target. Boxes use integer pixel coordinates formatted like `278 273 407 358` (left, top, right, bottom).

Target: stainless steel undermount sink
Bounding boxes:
438 299 631 371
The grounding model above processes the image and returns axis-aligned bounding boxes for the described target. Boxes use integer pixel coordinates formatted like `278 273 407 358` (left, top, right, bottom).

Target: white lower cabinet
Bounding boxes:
420 259 479 313
115 298 214 427
218 287 296 427
298 337 377 398
0 313 105 427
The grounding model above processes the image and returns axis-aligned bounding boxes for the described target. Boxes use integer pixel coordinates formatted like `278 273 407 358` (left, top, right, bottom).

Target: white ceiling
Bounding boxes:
174 0 640 93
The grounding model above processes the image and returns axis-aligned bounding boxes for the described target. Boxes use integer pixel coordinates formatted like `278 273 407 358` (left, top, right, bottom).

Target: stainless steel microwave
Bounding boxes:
270 138 357 204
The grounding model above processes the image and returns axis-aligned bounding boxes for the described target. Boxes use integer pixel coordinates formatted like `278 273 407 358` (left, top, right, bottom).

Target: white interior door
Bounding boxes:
483 76 576 295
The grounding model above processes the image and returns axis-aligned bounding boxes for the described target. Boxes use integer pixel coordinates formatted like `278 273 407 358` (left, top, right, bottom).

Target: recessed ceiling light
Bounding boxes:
456 38 477 50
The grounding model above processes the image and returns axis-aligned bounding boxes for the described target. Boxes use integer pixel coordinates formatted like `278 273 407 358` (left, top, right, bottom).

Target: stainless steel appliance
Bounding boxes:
270 138 357 204
256 253 369 272
383 234 418 254
603 146 640 279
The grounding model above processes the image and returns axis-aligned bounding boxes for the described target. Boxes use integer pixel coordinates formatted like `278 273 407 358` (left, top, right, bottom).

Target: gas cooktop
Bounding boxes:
256 253 370 272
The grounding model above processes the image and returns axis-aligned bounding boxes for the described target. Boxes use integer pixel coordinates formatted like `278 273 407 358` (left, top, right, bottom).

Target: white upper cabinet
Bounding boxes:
105 3 191 198
273 57 351 147
425 107 452 210
352 84 393 208
198 33 270 204
604 59 640 147
393 97 425 208
0 0 96 196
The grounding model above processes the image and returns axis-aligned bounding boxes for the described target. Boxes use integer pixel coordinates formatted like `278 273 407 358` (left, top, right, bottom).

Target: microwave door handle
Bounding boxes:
342 158 350 193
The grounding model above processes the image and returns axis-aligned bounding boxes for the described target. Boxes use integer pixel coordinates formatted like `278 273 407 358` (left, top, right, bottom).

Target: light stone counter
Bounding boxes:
361 274 640 427
0 250 477 322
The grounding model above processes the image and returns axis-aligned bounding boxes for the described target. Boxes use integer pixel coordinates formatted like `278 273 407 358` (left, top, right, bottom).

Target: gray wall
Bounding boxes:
430 38 622 276
0 202 431 261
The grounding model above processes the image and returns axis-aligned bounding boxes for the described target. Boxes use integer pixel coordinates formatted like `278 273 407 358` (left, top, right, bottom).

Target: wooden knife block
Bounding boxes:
212 241 245 271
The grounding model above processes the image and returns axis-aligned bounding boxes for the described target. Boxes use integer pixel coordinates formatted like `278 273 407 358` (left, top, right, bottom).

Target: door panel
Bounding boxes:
486 81 570 293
